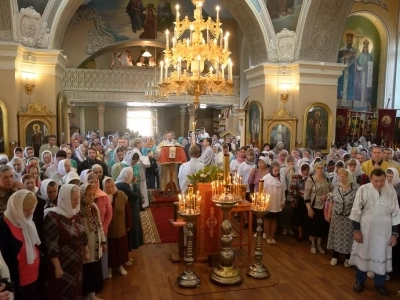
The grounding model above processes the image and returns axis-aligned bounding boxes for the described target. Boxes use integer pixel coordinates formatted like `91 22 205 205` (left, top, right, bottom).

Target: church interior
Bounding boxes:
1 0 400 299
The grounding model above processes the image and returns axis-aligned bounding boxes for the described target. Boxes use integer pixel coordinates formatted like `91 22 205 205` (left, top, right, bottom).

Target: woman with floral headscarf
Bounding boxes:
289 162 310 242
80 184 106 300
0 190 41 299
86 173 112 281
102 177 132 278
44 184 89 300
327 168 359 267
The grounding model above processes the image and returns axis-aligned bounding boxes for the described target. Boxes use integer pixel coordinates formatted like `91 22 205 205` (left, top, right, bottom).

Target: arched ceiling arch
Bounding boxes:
49 0 268 66
299 0 355 62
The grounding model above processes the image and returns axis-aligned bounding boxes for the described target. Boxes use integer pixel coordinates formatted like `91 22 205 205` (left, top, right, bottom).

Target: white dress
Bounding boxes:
262 173 286 213
349 183 400 275
237 161 255 192
178 158 205 192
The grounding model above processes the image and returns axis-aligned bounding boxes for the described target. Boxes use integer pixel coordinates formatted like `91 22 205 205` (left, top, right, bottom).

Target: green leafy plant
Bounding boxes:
187 165 222 184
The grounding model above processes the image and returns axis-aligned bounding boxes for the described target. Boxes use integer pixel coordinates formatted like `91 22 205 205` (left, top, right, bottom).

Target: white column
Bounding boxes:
79 107 86 136
98 104 105 137
231 104 239 134
180 105 187 136
238 108 246 147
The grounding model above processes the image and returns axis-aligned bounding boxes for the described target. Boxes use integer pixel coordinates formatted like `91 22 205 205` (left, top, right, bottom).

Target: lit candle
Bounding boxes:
209 66 213 74
221 64 225 79
207 25 210 44
176 4 180 22
228 59 232 81
172 37 176 48
178 56 182 78
220 29 223 47
165 29 169 50
160 61 164 82
216 59 219 79
190 24 194 45
225 32 230 50
216 5 220 23
165 58 169 80
197 55 201 78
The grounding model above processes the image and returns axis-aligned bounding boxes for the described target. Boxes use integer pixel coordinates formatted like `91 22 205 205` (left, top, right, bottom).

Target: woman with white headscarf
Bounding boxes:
10 157 24 181
43 184 89 300
80 184 106 300
115 168 143 253
0 190 40 299
386 168 400 201
347 159 369 186
102 177 132 278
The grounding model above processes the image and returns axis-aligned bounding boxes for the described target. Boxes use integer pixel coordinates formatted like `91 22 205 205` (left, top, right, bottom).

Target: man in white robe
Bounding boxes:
199 138 214 166
349 168 400 296
178 145 204 192
130 138 150 208
156 131 180 192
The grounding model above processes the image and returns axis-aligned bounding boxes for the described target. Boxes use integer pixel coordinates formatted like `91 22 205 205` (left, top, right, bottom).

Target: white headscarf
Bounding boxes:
387 168 400 187
91 164 103 173
62 171 80 185
39 179 57 206
57 159 69 176
116 167 133 184
347 159 363 177
113 146 123 164
10 157 24 180
4 190 41 264
44 184 80 219
0 154 9 163
258 156 271 167
40 150 53 164
80 169 92 183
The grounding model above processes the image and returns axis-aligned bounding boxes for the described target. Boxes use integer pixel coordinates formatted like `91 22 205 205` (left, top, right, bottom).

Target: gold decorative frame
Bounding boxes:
57 91 71 145
18 101 57 149
0 99 9 155
303 102 333 153
265 107 297 151
246 101 263 147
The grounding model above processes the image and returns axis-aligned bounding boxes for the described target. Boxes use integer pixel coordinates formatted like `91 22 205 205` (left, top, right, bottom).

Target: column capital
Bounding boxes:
188 105 197 115
97 103 105 113
180 105 187 114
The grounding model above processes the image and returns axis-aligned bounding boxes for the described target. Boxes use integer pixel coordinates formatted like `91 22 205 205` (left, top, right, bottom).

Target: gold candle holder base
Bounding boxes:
176 211 201 288
210 198 242 285
247 209 270 280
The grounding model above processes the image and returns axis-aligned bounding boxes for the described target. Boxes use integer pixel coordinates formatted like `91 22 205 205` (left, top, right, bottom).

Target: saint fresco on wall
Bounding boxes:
337 16 380 110
265 0 303 33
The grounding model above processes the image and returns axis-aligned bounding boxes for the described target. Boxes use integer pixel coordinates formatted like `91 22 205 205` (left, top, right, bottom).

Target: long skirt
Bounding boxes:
307 208 324 237
82 260 103 296
292 196 307 227
100 249 108 280
280 201 293 227
108 235 129 268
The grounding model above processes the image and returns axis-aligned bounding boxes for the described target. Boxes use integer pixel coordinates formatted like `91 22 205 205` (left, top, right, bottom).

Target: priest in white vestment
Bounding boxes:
130 138 150 208
156 132 181 192
178 145 204 192
349 168 400 296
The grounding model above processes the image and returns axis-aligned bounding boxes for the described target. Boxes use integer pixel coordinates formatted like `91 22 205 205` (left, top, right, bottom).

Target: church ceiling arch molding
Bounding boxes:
220 0 269 66
299 0 355 62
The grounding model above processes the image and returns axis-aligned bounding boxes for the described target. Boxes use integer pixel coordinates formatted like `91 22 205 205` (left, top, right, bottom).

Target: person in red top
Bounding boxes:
0 190 41 299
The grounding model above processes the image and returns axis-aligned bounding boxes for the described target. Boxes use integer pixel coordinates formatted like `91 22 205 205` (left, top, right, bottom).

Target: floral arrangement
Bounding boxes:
187 165 222 184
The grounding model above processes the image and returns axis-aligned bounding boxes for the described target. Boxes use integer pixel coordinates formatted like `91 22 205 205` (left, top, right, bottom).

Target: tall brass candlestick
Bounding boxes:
223 153 230 184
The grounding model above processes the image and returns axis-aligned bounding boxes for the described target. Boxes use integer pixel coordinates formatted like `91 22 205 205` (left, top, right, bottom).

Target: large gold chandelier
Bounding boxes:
158 0 234 109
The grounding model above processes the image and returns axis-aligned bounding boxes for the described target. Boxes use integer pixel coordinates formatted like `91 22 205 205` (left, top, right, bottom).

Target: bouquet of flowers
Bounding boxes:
187 165 222 184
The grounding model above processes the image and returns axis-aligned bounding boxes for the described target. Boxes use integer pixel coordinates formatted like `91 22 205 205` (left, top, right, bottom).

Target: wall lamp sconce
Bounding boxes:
22 72 36 95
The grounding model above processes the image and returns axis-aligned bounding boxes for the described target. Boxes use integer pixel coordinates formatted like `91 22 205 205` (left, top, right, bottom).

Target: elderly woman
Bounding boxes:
92 164 105 190
10 157 24 181
21 174 38 194
80 184 106 300
115 168 143 254
327 169 359 267
43 184 89 300
103 177 132 277
0 190 41 299
289 163 310 242
40 150 53 179
304 162 332 254
25 164 41 188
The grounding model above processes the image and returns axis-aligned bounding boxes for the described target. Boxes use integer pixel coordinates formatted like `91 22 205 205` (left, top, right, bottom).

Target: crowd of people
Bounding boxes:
0 127 400 298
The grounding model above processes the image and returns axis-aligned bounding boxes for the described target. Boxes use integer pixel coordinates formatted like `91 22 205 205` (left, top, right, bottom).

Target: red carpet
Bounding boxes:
150 206 178 243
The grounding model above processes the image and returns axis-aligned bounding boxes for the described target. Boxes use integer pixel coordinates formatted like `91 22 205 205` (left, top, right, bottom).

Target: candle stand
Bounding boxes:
176 210 201 288
247 180 270 279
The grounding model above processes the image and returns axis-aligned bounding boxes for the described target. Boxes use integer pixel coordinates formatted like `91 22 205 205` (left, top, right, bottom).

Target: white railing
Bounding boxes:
63 68 240 95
